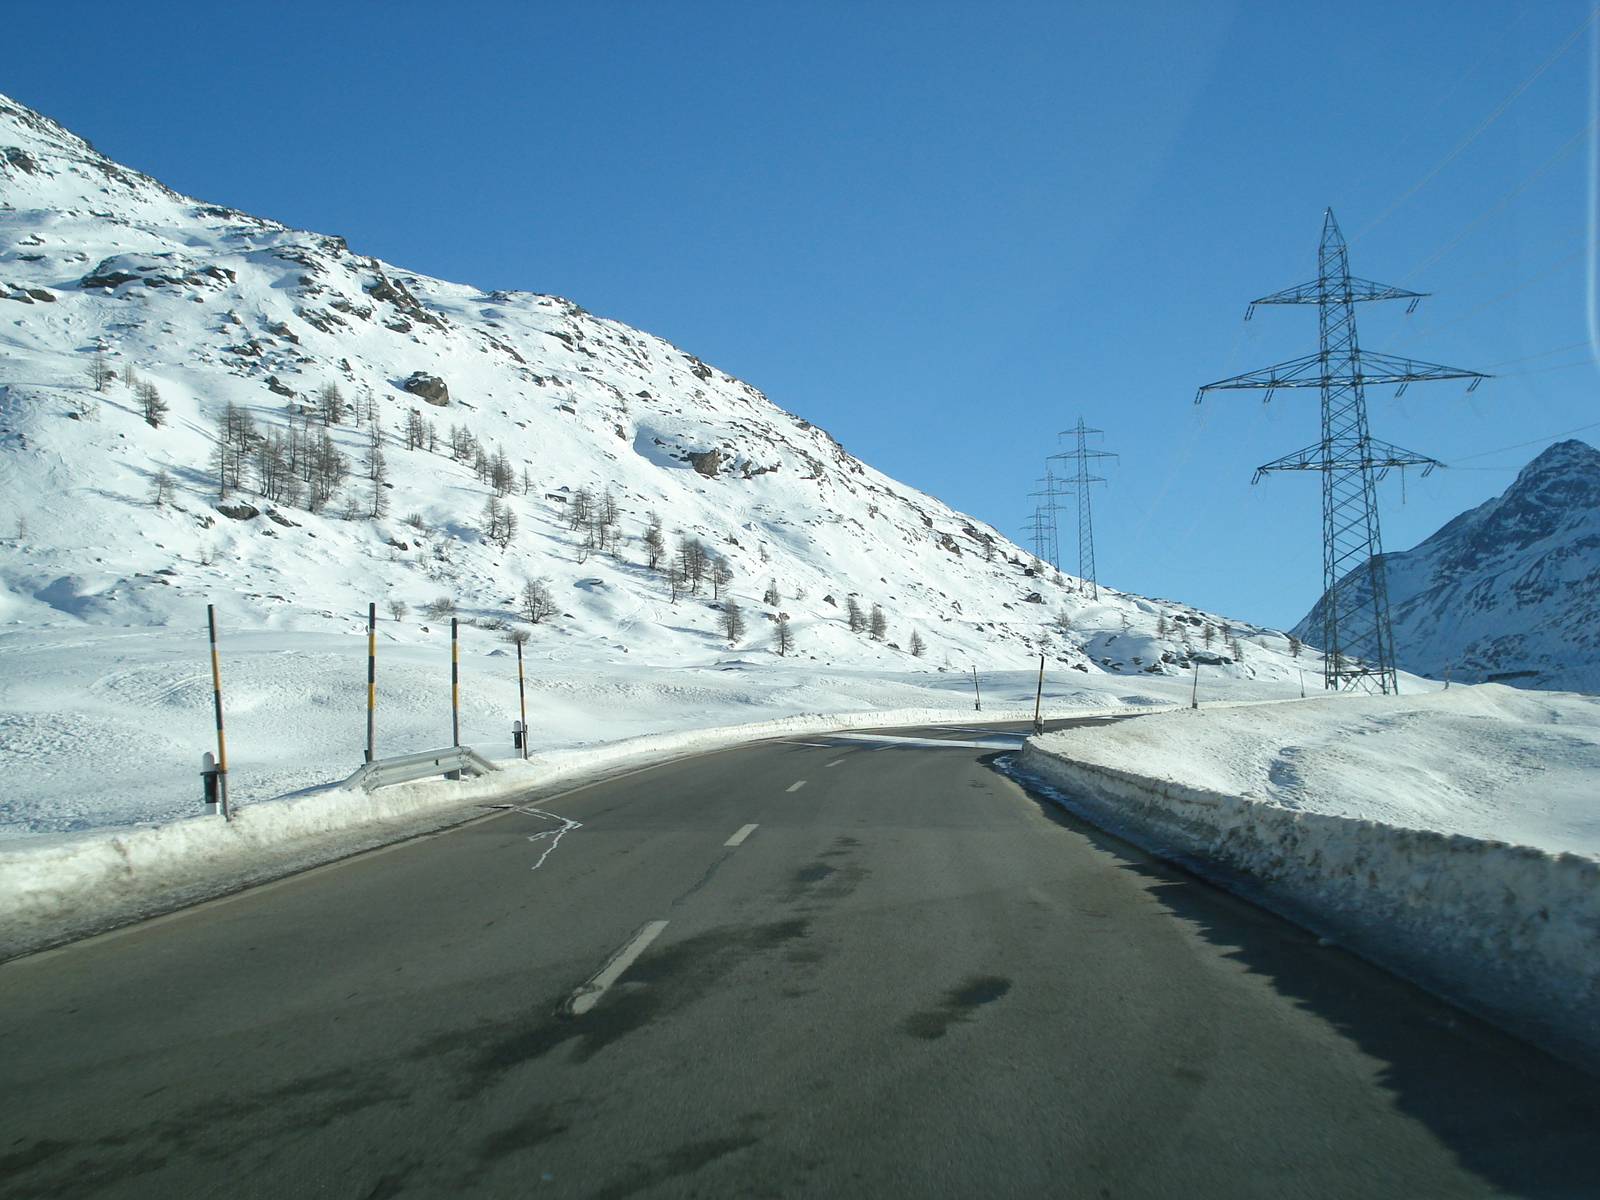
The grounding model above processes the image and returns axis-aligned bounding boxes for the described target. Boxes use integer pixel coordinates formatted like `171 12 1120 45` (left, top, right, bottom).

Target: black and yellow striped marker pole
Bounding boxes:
448 617 461 780
516 637 529 760
365 602 377 763
207 603 231 821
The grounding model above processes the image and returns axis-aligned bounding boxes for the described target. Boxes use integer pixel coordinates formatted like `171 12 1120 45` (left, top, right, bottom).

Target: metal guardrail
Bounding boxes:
342 745 499 792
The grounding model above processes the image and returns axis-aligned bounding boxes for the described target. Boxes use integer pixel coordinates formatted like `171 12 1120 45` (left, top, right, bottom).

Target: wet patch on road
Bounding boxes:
433 917 812 1095
784 838 868 907
901 975 1013 1039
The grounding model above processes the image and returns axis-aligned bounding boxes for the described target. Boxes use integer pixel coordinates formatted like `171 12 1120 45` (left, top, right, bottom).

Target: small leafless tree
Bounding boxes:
364 424 388 518
719 599 746 646
869 604 887 641
677 538 710 594
908 630 926 657
149 467 175 507
846 597 866 633
568 485 594 532
316 383 345 426
423 596 457 621
483 495 517 549
642 512 665 570
387 599 408 622
763 579 781 607
519 578 557 624
403 407 429 451
775 613 795 656
87 351 115 392
136 381 168 428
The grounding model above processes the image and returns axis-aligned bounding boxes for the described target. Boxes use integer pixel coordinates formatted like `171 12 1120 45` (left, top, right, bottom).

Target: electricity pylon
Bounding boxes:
1027 467 1070 568
1197 210 1488 694
1050 418 1115 601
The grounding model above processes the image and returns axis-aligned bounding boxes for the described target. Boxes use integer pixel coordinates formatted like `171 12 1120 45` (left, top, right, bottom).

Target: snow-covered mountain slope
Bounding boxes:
1293 440 1600 693
0 93 1339 837
0 90 1308 681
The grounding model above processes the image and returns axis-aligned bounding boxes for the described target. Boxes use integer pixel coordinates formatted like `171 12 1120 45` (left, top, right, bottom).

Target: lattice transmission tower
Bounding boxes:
1025 467 1069 568
1050 418 1115 601
1197 210 1488 694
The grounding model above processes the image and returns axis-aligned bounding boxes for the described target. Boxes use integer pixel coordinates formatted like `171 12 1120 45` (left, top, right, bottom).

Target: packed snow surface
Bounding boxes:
1033 683 1600 856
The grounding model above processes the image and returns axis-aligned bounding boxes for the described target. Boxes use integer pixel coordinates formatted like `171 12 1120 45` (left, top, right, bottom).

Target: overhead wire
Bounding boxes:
1350 9 1595 245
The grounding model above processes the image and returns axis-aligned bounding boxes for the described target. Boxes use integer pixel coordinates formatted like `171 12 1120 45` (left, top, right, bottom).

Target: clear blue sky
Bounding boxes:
7 1 1596 629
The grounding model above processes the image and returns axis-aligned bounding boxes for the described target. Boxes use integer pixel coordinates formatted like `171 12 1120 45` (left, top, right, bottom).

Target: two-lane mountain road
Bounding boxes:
2 721 1598 1199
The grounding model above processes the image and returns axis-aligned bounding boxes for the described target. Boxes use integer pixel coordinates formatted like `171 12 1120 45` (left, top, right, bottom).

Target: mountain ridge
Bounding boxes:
1293 439 1600 693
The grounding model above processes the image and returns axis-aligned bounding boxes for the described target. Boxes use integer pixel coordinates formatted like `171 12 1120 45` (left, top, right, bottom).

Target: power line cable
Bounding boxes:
1351 10 1595 243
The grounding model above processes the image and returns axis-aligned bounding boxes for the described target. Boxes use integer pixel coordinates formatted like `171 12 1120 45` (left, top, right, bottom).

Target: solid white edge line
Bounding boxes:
787 780 807 792
724 823 759 847
567 920 670 1016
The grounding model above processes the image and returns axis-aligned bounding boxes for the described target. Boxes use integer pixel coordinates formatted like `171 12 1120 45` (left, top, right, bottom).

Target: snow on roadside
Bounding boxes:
1030 683 1600 857
0 699 1168 961
0 622 1311 840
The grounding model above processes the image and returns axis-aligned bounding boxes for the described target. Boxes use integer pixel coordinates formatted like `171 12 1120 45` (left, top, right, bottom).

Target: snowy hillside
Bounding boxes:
1294 440 1600 693
0 93 1317 835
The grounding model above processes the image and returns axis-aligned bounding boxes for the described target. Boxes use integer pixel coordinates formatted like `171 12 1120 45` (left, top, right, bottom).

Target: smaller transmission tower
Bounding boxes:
1026 467 1070 568
1197 210 1488 693
1050 418 1115 600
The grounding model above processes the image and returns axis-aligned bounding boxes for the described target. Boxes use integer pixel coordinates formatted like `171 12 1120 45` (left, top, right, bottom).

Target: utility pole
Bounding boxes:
1051 418 1115 601
1197 210 1487 694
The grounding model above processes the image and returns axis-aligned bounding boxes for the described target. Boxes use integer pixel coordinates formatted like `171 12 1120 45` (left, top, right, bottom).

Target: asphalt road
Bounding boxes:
2 720 1599 1200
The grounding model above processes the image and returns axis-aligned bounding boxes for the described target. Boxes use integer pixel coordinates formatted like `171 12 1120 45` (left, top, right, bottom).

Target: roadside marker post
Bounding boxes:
200 751 220 815
971 665 981 712
1191 659 1200 709
447 617 461 779
516 638 529 759
205 604 231 821
1032 654 1045 736
365 602 377 763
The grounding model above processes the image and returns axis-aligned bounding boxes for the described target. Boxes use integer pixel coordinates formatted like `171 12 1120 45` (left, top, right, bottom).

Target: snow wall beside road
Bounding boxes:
1016 741 1600 1070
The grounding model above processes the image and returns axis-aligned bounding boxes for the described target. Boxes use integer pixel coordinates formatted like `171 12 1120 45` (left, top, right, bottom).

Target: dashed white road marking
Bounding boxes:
725 823 759 847
566 920 670 1016
824 758 846 768
787 780 808 792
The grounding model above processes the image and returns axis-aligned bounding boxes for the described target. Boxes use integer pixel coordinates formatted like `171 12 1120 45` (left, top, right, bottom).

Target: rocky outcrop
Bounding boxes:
402 371 450 407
